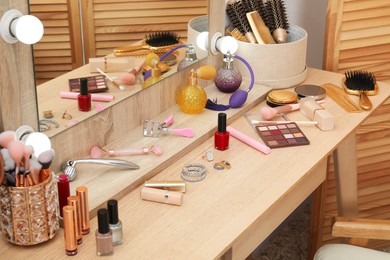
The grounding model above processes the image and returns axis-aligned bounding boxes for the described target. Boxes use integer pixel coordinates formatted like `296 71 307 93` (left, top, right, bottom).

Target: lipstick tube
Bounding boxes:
144 180 186 193
76 186 90 235
140 187 183 206
57 174 70 218
67 196 83 245
63 205 77 256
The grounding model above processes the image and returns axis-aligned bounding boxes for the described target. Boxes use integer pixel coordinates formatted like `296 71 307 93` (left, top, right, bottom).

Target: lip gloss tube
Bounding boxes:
76 186 90 235
63 205 77 256
67 196 83 245
60 91 115 102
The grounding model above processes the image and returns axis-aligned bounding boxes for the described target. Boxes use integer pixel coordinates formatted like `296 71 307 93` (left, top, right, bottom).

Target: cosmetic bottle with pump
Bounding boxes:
214 52 242 93
177 44 198 71
143 53 163 89
177 69 207 114
215 113 230 150
78 78 91 111
96 208 114 256
107 199 123 245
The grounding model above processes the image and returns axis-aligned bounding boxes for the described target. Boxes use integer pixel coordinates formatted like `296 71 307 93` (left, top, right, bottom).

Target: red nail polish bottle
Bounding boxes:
57 173 70 218
78 78 91 111
215 113 229 150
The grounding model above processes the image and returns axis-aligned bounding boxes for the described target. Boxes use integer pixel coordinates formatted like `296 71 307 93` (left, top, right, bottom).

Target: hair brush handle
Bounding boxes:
359 92 372 110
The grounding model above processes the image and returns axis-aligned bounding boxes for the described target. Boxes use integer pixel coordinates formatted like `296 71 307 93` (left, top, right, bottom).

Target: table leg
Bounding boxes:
333 131 358 217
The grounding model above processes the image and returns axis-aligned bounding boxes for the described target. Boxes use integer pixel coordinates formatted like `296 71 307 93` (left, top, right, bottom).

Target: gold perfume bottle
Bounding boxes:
143 53 163 89
177 69 207 114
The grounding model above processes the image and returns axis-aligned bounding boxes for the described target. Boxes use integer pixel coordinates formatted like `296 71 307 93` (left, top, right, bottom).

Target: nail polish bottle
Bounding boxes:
96 208 114 256
78 77 91 112
214 113 230 150
107 199 123 246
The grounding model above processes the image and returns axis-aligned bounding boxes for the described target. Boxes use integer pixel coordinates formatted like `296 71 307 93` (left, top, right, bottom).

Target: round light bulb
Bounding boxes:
25 132 51 158
216 36 238 55
11 15 44 44
196 31 209 51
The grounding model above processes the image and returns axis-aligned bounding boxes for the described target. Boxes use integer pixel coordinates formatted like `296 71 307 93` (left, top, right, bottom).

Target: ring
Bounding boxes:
42 110 53 119
39 122 50 132
62 110 72 119
39 119 59 128
181 163 207 182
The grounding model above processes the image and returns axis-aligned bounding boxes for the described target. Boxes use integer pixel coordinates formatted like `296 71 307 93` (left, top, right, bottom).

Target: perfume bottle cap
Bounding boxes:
107 199 119 224
97 208 110 234
80 78 88 95
218 113 227 132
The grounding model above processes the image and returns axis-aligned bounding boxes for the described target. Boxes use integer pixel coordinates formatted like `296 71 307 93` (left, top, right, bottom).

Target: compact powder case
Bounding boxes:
294 84 326 100
266 90 298 107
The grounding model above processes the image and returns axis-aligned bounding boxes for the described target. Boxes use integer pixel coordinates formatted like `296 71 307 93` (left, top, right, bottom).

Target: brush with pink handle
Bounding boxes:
260 100 326 120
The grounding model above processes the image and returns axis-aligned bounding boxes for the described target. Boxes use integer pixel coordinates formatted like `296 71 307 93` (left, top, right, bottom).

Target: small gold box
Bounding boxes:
144 180 186 193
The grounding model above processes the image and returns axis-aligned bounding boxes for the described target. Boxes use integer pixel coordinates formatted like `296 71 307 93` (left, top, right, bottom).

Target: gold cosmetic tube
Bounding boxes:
246 11 276 44
76 186 90 235
63 205 77 256
144 180 186 193
140 187 183 206
67 196 82 245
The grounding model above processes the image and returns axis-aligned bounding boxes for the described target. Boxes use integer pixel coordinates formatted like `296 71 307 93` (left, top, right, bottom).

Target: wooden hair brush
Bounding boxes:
114 32 182 57
226 1 257 43
342 70 378 110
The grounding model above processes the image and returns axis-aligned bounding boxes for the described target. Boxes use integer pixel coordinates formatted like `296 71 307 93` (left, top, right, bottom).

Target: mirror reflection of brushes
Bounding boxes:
342 70 378 110
114 32 182 56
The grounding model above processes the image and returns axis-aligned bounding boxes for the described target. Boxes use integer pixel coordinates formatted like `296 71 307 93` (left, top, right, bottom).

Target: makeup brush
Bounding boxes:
260 100 326 120
265 0 289 43
226 1 257 43
29 156 42 184
0 131 16 148
1 148 15 172
120 61 144 85
343 70 378 110
7 140 25 186
96 68 125 90
38 148 55 182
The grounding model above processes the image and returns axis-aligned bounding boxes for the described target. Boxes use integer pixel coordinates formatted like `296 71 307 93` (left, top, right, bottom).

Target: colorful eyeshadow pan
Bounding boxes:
255 122 310 148
69 75 108 93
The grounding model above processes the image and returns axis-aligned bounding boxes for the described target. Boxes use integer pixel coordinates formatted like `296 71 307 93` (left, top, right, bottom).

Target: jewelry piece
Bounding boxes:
213 161 231 170
62 110 72 119
181 163 207 182
42 110 53 119
39 122 50 132
202 151 214 162
39 119 59 128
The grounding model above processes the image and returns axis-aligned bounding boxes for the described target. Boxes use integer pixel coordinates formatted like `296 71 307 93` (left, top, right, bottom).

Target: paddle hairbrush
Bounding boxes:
265 0 289 43
342 70 378 110
114 31 182 56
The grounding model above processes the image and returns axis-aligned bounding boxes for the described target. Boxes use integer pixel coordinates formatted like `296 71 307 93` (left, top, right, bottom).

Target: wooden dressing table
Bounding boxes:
1 68 389 259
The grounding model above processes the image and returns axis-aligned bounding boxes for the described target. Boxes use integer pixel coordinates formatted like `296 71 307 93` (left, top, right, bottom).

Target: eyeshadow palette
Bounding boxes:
255 122 310 148
68 75 108 93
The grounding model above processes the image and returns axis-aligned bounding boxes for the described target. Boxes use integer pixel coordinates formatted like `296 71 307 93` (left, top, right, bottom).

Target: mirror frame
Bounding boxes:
0 0 225 172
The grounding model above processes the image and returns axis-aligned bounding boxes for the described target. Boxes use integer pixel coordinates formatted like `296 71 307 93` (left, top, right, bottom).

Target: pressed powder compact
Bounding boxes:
266 90 298 107
294 84 326 100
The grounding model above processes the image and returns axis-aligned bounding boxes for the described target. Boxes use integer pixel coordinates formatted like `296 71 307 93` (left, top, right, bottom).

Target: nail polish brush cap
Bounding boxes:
218 113 227 132
97 208 110 234
107 199 119 225
80 78 88 95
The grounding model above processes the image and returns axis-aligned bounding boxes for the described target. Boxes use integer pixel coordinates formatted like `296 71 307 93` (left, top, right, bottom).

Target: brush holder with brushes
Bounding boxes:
0 172 60 245
235 25 308 89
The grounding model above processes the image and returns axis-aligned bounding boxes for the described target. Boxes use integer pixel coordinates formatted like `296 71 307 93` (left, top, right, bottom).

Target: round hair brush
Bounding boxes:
265 0 289 43
343 70 378 110
114 31 181 56
226 1 256 43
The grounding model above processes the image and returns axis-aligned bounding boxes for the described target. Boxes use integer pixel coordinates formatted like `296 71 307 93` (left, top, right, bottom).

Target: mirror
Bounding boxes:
30 1 209 137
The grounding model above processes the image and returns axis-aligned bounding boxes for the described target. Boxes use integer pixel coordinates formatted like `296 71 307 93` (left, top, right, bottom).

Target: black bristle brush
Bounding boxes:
242 0 267 20
226 1 257 43
265 0 289 43
114 31 181 56
343 70 378 110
